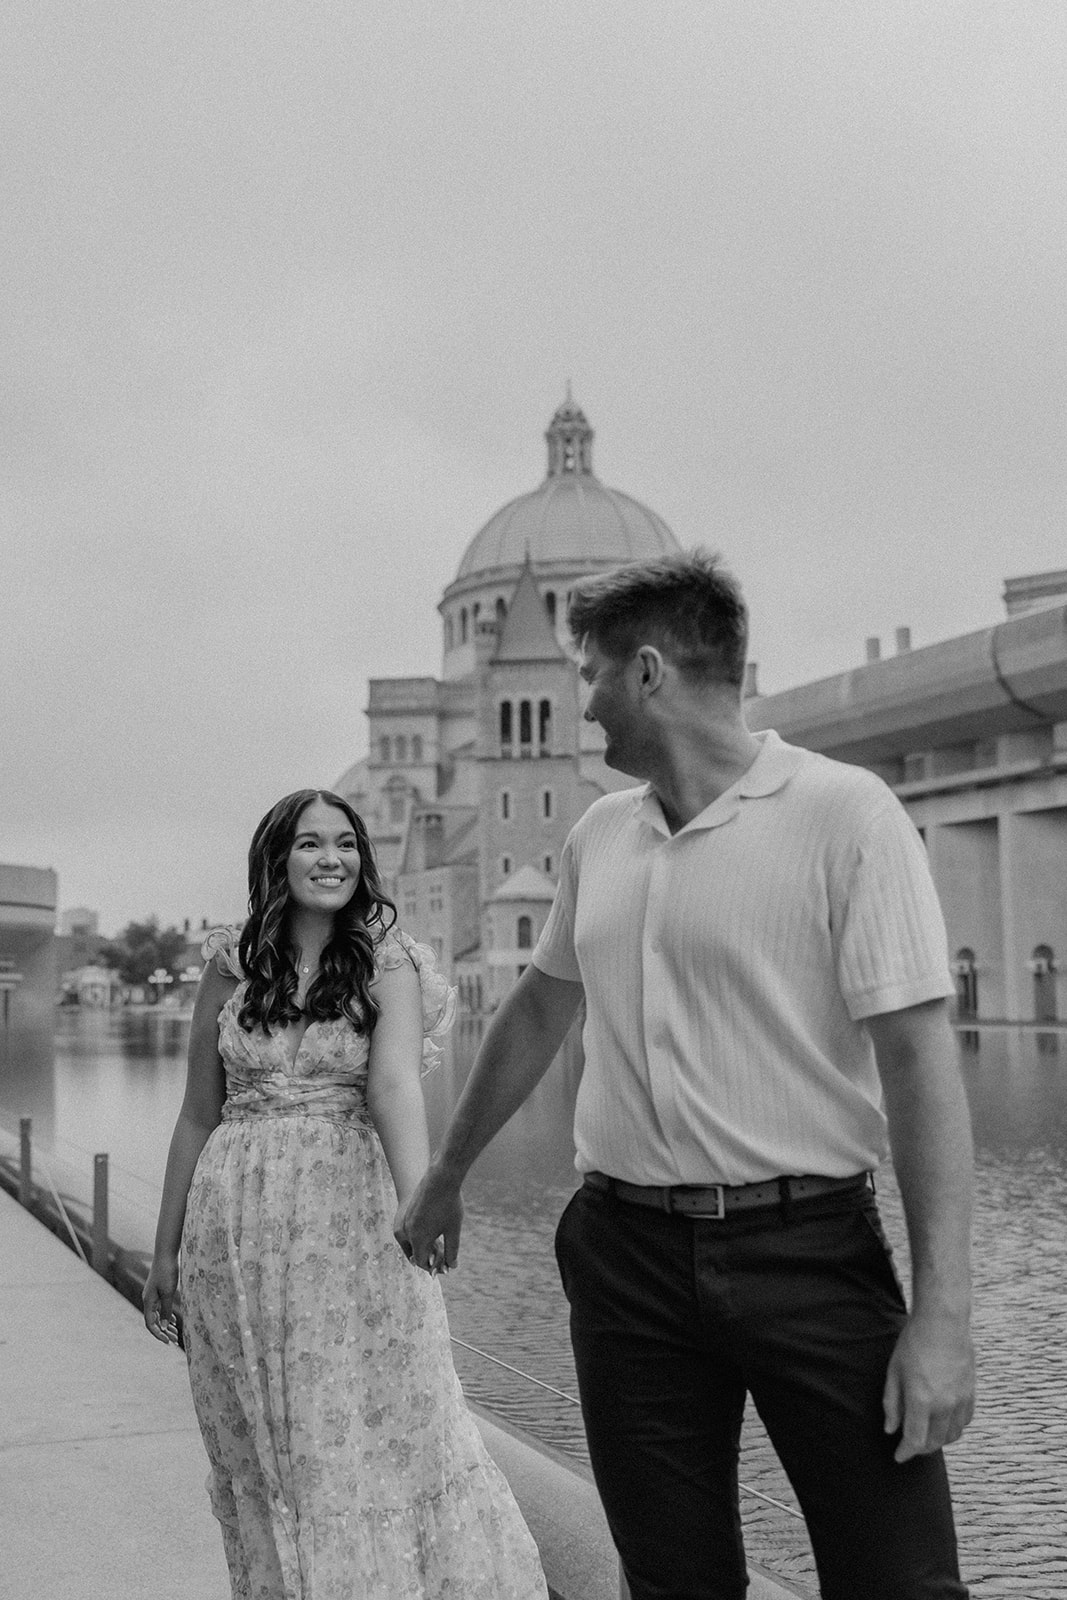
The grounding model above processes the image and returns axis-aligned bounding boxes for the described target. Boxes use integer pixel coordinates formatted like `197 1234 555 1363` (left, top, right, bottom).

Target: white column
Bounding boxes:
925 819 1003 1020
1000 807 1067 1021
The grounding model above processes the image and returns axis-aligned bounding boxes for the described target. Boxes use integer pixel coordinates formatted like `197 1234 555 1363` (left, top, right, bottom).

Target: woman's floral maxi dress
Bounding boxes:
180 928 547 1600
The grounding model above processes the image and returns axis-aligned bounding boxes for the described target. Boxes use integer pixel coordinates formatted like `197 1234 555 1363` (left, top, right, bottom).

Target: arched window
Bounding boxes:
472 602 480 622
500 790 511 821
953 948 977 1021
411 735 423 763
499 701 513 756
541 788 553 820
460 607 469 644
379 735 391 764
538 699 552 755
444 616 454 650
501 854 512 878
517 915 532 949
519 699 532 754
543 853 554 875
1030 944 1057 1022
545 590 556 624
389 794 405 824
395 735 407 763
496 596 507 624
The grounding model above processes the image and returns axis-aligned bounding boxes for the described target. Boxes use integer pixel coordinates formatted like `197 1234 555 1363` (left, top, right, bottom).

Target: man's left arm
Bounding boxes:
866 998 976 1464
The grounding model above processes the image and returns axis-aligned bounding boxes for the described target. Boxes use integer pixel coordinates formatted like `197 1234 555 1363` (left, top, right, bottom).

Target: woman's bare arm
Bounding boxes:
142 959 233 1342
365 958 432 1227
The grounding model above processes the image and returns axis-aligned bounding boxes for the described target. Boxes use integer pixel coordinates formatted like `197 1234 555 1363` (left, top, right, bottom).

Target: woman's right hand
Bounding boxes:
143 1254 181 1345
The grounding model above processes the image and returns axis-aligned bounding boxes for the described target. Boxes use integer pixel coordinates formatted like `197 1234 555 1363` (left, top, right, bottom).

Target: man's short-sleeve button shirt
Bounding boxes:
532 730 954 1186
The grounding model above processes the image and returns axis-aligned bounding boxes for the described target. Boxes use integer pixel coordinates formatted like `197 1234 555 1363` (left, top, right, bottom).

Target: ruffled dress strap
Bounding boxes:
201 925 245 982
376 927 457 1074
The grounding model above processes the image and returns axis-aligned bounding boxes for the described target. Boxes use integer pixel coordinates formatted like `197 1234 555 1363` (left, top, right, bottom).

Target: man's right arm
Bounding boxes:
398 964 584 1271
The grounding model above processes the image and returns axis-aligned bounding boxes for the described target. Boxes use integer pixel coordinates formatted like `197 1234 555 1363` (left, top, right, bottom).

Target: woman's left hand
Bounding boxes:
143 1253 182 1344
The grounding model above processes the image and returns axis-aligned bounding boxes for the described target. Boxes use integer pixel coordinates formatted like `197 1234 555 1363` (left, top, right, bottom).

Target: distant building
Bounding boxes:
749 572 1067 1023
0 863 58 1028
72 964 123 1008
335 396 679 1005
55 906 108 990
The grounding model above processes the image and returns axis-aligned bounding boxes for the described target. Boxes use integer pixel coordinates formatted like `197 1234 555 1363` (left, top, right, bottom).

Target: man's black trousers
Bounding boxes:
555 1181 968 1600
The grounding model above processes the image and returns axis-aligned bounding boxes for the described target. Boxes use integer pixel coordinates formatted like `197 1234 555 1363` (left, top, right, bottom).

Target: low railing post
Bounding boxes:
92 1153 109 1275
18 1117 32 1207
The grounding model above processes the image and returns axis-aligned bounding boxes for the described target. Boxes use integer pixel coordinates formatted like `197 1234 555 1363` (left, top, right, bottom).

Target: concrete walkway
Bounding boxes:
0 1189 802 1599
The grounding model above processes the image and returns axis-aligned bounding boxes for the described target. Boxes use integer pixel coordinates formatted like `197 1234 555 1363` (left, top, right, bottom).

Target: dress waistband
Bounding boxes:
222 1083 373 1129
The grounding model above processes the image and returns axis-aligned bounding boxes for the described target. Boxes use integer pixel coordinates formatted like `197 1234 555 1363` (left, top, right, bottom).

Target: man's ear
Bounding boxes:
635 645 666 696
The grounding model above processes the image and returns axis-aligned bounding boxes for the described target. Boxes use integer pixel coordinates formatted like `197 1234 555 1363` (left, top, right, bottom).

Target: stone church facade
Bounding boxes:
334 396 678 1009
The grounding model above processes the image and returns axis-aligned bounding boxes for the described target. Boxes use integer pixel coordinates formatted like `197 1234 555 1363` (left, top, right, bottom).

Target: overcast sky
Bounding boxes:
3 1 1066 932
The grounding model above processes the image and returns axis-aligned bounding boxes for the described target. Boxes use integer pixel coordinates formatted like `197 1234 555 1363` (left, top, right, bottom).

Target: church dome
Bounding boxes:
451 397 678 585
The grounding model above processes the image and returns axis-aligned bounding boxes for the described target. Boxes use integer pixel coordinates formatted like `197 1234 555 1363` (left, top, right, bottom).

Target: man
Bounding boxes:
401 549 974 1600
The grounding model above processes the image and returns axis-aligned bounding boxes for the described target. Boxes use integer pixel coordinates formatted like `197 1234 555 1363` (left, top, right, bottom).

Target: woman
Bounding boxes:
143 789 547 1600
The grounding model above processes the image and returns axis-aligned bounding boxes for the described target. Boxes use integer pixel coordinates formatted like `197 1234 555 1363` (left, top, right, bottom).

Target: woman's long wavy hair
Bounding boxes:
236 790 396 1036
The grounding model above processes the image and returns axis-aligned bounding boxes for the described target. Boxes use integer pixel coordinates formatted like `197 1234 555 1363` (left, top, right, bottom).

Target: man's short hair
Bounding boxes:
567 548 748 688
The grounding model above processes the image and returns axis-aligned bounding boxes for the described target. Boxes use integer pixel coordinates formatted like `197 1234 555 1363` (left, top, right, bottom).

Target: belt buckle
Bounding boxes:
681 1184 726 1220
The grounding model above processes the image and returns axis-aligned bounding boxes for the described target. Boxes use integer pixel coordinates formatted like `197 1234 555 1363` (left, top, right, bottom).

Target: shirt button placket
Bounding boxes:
642 849 676 1135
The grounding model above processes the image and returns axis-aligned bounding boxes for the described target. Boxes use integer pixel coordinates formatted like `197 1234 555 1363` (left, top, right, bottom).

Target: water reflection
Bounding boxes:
424 1017 583 1192
0 1022 56 1137
119 1011 191 1062
957 1028 1067 1157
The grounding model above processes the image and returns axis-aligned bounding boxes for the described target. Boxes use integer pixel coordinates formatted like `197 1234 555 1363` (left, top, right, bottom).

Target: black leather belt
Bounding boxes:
583 1169 871 1220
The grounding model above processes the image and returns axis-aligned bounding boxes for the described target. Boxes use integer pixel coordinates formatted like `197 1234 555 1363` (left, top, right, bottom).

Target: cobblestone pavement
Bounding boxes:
724 1156 1067 1600
446 1145 1067 1600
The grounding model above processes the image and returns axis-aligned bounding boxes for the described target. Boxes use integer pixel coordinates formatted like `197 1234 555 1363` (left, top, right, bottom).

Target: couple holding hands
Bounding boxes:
146 551 974 1600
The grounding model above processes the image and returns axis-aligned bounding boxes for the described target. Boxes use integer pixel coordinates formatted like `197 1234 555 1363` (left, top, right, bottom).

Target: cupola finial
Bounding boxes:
545 391 594 478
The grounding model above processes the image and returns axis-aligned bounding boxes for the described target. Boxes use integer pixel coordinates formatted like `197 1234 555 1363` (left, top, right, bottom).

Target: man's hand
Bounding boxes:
867 999 975 1464
883 1311 975 1463
397 1163 464 1274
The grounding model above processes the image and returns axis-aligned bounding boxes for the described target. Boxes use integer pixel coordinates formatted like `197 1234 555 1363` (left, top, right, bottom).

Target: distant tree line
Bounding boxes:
98 919 189 986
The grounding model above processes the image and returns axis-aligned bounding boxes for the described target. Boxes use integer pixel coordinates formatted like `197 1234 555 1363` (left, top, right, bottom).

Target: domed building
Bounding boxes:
334 397 679 1008
440 393 676 683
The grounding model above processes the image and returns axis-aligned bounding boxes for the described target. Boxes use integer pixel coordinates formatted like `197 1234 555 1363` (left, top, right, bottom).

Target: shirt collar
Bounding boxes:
632 729 803 836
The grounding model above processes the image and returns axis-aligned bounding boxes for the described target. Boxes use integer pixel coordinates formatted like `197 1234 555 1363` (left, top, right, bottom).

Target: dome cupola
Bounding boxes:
440 396 680 680
545 389 594 477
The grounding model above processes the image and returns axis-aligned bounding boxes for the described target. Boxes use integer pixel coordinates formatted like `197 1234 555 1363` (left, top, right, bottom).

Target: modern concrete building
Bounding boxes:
335 396 679 1004
749 573 1067 1023
0 864 58 1030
